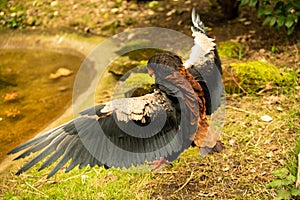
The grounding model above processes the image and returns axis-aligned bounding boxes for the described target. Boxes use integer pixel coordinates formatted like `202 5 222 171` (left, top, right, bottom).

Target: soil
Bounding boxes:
0 0 299 199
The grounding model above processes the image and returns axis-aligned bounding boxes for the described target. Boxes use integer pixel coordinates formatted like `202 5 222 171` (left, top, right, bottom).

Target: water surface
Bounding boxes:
0 49 84 162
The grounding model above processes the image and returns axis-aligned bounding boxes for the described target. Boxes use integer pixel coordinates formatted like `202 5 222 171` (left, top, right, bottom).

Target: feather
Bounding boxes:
8 9 225 178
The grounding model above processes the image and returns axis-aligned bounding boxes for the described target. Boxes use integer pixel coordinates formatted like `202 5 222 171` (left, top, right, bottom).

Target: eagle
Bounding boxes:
8 9 224 178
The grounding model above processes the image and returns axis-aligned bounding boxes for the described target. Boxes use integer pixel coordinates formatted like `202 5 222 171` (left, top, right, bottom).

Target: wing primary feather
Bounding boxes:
38 135 76 171
64 142 86 172
15 133 69 175
13 129 63 160
78 150 91 169
8 121 71 155
46 136 79 178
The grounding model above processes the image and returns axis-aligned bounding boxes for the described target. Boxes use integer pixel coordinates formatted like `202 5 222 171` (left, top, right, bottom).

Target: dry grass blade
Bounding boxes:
296 153 300 189
226 105 256 115
25 181 49 198
174 170 194 193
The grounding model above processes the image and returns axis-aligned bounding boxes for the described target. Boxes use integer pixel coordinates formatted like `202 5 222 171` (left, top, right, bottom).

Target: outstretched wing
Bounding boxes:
8 91 194 178
183 8 223 115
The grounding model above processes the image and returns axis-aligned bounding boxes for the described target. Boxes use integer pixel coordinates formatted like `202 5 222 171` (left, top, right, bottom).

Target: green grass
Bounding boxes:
1 165 154 199
1 87 299 199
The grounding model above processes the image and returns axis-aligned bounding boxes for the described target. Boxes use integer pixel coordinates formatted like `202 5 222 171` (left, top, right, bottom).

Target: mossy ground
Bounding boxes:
227 61 297 94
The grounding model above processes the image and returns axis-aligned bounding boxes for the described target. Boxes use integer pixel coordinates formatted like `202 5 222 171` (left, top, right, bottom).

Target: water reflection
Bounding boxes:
0 49 84 162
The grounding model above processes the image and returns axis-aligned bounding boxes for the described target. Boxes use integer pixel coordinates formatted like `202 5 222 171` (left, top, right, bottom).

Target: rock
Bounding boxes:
107 1 116 8
148 10 155 15
3 91 20 102
58 86 69 92
129 3 138 10
148 1 159 9
100 20 119 31
49 67 73 79
5 108 21 118
111 8 118 14
261 115 273 122
108 56 140 76
50 1 58 7
26 16 35 26
166 9 176 16
124 17 134 25
244 21 251 25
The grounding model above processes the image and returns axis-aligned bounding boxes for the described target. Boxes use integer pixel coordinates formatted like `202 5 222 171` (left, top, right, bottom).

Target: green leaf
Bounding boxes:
290 188 300 197
249 0 258 7
263 7 273 15
270 16 277 27
277 16 285 28
257 7 265 18
285 15 295 28
277 189 292 200
266 179 283 188
287 26 295 35
263 16 272 26
272 168 289 179
240 0 250 6
285 174 296 183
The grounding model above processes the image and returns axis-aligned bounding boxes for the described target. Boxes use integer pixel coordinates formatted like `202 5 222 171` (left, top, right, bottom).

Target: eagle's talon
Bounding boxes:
148 157 170 170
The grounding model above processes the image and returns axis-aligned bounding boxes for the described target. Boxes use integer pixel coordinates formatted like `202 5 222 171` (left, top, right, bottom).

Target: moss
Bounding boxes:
109 73 155 99
125 73 155 87
0 0 8 10
230 61 297 93
148 1 160 9
108 56 140 76
218 41 243 59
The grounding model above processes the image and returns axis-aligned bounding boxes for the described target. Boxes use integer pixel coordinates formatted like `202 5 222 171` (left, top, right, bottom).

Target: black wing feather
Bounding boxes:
8 91 194 177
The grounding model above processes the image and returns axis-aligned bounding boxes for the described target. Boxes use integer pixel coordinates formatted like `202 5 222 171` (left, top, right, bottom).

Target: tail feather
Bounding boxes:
184 8 216 69
191 8 206 34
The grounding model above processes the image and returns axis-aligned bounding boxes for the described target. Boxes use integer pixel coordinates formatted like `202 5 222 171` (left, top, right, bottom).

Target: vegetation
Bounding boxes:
229 61 297 93
218 41 243 59
266 141 300 200
213 0 299 35
240 0 300 35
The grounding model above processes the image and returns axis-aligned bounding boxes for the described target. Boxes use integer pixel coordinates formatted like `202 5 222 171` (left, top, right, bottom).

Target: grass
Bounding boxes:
0 86 299 199
1 164 154 199
0 40 299 199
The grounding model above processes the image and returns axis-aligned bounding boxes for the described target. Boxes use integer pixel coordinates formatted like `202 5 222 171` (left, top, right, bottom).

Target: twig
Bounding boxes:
230 69 248 94
296 153 300 189
193 191 217 199
174 171 194 193
25 181 49 198
154 171 178 174
226 105 256 116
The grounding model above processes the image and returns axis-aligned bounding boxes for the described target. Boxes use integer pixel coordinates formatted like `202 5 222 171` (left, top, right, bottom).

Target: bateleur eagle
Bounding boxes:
8 8 224 178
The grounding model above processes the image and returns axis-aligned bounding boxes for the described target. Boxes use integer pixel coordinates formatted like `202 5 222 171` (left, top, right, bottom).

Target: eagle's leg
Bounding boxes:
148 157 170 170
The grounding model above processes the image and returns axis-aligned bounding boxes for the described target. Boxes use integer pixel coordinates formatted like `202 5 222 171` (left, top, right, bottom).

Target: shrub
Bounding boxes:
240 0 300 35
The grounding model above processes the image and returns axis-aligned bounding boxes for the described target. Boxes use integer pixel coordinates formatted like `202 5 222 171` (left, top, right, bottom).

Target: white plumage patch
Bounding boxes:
184 32 216 69
184 8 216 69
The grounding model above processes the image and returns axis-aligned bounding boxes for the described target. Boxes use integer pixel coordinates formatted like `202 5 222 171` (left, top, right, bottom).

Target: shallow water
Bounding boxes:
0 49 84 162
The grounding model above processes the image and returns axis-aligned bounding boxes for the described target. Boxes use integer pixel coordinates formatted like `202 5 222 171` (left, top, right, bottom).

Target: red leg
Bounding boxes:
148 157 170 170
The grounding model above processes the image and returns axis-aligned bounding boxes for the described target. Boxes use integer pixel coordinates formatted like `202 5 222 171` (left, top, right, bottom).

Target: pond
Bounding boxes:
0 31 103 166
0 48 84 162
